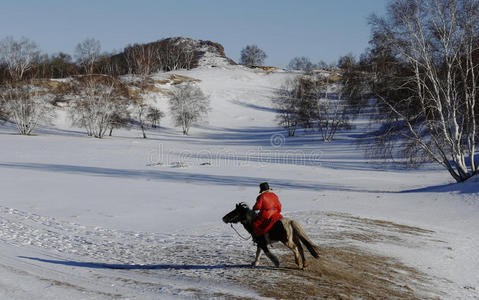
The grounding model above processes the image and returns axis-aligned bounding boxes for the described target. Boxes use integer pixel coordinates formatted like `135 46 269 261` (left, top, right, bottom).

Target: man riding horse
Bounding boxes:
252 182 283 238
223 182 320 269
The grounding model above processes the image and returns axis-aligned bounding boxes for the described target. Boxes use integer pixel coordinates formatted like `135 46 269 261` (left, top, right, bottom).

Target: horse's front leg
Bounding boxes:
262 245 280 267
257 239 280 267
252 246 262 266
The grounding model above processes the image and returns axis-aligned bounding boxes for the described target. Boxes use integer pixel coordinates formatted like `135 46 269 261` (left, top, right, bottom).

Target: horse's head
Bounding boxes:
222 202 250 224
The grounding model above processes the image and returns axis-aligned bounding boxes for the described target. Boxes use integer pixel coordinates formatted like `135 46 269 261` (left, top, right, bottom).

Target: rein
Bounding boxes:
230 224 251 241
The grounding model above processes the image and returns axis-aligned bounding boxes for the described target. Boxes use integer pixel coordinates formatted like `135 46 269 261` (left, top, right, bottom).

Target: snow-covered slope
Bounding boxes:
0 65 478 299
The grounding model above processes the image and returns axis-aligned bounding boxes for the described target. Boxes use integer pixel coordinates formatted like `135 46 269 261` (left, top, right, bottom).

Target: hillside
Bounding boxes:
0 65 478 299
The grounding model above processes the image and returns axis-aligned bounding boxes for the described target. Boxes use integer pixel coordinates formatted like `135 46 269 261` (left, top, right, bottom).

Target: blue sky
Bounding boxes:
0 0 387 67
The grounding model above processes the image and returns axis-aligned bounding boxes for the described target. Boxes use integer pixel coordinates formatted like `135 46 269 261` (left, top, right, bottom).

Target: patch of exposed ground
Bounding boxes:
241 246 439 300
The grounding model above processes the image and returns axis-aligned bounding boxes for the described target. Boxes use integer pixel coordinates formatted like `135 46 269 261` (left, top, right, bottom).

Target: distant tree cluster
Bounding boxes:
275 75 351 141
287 57 315 74
287 57 336 74
0 37 206 84
124 38 195 75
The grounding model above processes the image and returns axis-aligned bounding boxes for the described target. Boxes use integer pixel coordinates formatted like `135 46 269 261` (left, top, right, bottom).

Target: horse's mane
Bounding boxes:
236 202 256 228
237 202 250 210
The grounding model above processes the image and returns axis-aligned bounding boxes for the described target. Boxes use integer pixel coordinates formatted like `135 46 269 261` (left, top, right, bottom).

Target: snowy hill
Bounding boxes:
0 65 478 299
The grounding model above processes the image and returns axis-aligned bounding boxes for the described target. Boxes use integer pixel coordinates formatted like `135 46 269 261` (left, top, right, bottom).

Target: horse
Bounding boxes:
222 202 320 269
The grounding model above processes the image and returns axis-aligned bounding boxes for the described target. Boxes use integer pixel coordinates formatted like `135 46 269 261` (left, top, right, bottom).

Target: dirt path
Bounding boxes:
237 245 437 299
233 212 444 299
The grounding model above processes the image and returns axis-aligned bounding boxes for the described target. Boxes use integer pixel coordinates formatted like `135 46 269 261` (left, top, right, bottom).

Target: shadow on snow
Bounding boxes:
0 162 390 193
19 256 252 270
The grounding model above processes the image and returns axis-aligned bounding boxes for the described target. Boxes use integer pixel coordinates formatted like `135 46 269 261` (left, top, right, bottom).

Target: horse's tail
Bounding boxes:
291 220 320 259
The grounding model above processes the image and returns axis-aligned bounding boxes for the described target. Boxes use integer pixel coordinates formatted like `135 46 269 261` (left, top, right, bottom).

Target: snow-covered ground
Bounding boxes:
0 65 478 299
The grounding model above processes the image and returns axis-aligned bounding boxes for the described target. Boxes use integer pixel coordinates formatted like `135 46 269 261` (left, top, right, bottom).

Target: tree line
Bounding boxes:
0 36 211 138
0 37 222 83
274 73 352 141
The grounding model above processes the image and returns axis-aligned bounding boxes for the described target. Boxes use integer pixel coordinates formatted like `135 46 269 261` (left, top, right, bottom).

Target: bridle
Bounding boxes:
226 206 252 241
230 223 251 240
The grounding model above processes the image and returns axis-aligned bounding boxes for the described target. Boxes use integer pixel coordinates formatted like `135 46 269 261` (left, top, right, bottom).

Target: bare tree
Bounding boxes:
126 73 156 138
339 53 370 114
108 102 131 136
169 83 210 135
136 102 149 139
313 76 352 142
0 37 40 81
69 75 130 138
124 43 158 75
157 38 195 71
274 78 301 136
288 57 315 74
0 81 55 135
75 38 101 74
363 0 479 182
240 45 267 66
317 60 329 69
147 107 165 128
275 75 352 140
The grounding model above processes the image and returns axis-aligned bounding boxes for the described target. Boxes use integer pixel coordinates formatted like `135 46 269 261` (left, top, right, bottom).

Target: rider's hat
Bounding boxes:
259 182 270 193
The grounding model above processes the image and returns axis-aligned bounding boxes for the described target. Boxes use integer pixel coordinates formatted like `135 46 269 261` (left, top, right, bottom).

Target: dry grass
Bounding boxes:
153 74 201 86
327 73 342 83
250 66 280 74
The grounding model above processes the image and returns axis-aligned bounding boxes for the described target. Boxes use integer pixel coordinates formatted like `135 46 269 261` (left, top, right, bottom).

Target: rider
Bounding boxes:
252 182 283 238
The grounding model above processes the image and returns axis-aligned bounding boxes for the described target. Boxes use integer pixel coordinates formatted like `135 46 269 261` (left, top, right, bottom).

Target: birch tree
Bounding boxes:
157 38 195 71
367 0 479 182
0 37 40 81
313 76 352 142
0 82 54 135
274 78 301 136
70 75 130 138
75 38 101 74
124 43 158 75
169 83 210 135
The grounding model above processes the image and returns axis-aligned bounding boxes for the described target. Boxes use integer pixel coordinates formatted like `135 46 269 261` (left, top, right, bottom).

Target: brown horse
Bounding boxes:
223 202 320 269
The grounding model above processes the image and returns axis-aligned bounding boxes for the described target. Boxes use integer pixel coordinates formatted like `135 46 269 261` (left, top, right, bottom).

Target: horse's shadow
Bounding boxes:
19 256 298 271
19 256 252 270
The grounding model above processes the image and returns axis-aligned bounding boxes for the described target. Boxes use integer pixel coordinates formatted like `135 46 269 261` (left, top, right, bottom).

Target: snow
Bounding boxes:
0 65 478 299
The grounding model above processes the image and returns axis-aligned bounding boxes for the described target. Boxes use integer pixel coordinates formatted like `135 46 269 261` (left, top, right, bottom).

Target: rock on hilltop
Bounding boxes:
162 37 236 68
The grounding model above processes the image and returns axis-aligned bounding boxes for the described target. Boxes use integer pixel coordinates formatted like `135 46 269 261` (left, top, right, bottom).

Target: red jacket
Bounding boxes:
252 191 283 236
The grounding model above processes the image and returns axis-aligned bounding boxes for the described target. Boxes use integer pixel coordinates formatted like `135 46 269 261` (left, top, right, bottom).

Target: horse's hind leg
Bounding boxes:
293 235 306 268
283 239 303 269
252 246 262 266
282 222 303 269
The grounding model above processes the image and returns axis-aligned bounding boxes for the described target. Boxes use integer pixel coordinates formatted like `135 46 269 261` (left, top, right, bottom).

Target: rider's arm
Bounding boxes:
253 195 262 211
